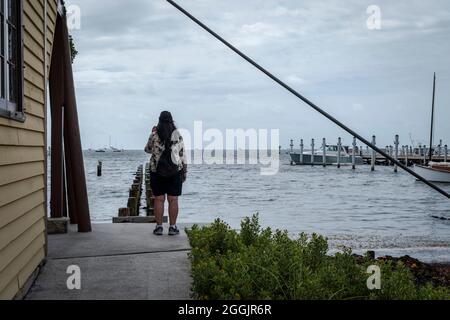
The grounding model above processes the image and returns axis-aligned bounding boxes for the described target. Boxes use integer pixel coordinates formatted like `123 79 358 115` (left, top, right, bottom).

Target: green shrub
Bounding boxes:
187 215 449 300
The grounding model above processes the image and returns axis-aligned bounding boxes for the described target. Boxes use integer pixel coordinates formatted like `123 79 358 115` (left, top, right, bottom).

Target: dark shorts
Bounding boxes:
150 171 183 197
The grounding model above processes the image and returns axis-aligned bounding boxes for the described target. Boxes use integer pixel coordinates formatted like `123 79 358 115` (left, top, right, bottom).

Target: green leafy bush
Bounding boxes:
187 215 449 300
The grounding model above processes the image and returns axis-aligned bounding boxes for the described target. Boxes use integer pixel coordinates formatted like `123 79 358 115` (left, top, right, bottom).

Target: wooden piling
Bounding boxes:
371 136 376 172
128 165 144 217
290 139 294 165
405 145 409 167
394 135 399 173
322 138 327 167
311 139 315 166
97 161 102 177
127 197 138 217
352 137 357 170
118 208 130 217
113 164 157 223
50 14 91 232
145 163 155 216
300 139 304 164
423 145 427 165
444 145 448 163
337 137 342 169
389 146 394 166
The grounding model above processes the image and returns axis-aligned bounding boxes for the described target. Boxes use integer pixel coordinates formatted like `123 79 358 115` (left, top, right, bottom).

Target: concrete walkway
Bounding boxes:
26 224 193 300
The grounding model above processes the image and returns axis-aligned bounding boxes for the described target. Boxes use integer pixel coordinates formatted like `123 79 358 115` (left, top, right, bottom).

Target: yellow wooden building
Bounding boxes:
0 0 59 299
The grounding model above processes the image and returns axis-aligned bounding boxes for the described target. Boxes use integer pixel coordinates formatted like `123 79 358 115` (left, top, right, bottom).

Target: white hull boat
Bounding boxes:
414 163 450 183
290 145 364 166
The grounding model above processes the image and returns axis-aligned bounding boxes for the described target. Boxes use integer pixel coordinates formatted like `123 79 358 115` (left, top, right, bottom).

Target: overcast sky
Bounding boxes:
62 0 450 150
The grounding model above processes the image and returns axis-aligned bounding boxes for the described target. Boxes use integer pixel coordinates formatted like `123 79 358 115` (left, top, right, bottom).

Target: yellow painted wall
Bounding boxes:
0 0 58 300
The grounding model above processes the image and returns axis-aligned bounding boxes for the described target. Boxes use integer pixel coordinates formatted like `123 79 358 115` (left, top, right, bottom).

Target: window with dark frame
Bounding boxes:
0 0 24 122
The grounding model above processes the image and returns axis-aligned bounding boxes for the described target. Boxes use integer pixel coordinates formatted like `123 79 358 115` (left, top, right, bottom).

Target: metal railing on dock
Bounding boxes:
289 135 448 171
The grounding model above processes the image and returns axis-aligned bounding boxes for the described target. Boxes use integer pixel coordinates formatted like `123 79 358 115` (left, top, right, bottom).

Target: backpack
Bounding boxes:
157 141 179 178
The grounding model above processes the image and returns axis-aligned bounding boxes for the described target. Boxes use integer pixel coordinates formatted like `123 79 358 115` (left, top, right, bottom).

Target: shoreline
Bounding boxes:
352 253 450 288
89 221 450 263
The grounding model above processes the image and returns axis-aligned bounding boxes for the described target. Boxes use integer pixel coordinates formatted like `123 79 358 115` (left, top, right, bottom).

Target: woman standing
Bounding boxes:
145 111 187 236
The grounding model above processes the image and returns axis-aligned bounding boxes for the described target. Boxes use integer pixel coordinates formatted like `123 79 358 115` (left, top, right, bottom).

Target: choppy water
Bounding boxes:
51 151 450 262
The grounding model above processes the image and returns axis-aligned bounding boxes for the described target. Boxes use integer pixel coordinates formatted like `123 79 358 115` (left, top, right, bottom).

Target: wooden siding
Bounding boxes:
0 0 58 300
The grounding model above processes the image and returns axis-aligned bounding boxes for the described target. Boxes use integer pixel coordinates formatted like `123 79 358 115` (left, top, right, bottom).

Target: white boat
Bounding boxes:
412 73 450 183
290 145 364 166
110 146 124 153
414 163 450 183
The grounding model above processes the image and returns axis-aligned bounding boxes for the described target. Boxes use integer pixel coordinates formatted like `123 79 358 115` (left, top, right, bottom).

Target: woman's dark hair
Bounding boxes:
157 111 177 146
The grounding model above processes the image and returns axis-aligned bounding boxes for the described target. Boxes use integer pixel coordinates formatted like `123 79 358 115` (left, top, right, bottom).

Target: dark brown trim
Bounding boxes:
17 0 25 115
0 0 25 123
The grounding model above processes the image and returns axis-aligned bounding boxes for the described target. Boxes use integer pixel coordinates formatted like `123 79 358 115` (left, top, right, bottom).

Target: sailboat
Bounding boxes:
110 146 124 153
108 136 124 153
414 73 450 183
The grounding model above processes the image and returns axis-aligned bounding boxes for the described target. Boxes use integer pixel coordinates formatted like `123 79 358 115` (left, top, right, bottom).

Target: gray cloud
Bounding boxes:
63 0 450 149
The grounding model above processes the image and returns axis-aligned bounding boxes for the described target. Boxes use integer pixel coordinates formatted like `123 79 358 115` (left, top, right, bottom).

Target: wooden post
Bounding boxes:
371 136 376 171
127 197 138 217
384 146 388 166
405 145 409 167
423 145 427 165
322 138 327 167
49 22 65 219
390 146 394 166
300 139 304 164
445 145 448 163
311 139 315 166
394 135 399 173
290 139 294 165
97 161 102 177
118 208 130 217
438 140 442 160
337 137 342 169
352 137 357 170
63 144 77 225
50 14 91 231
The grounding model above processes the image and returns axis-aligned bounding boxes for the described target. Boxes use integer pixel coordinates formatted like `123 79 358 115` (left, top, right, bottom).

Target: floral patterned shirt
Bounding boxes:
145 129 187 173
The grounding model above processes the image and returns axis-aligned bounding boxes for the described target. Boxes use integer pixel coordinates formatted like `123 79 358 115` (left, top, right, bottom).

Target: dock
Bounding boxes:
289 135 448 167
25 224 193 300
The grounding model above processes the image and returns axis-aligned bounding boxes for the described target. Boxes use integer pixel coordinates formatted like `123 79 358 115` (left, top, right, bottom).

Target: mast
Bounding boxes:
428 73 436 163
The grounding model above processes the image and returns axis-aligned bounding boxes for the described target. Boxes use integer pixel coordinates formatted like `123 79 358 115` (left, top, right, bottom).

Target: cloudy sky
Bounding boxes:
62 0 450 150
